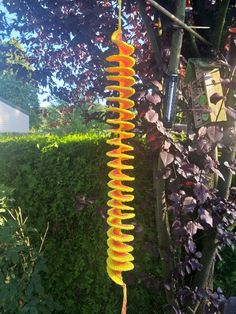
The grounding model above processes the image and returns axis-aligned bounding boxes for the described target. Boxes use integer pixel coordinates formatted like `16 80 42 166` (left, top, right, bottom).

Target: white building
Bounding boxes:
0 97 29 133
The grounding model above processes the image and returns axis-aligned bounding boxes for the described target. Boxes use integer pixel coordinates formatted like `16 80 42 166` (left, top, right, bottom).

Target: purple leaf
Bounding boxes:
186 221 203 236
225 106 236 120
204 155 215 170
199 208 213 227
207 126 223 143
188 238 197 253
224 161 236 174
195 251 202 259
197 138 212 154
164 140 171 150
169 193 182 203
183 197 197 212
145 108 159 123
198 126 207 137
146 93 161 105
224 161 231 168
186 264 192 274
160 151 174 167
137 90 146 99
180 163 200 176
151 80 162 90
162 167 172 179
211 167 225 181
189 258 203 271
172 219 187 240
193 183 210 204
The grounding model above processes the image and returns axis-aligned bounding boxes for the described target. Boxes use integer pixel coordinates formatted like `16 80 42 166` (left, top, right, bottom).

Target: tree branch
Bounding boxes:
146 0 212 47
137 0 162 67
212 0 230 51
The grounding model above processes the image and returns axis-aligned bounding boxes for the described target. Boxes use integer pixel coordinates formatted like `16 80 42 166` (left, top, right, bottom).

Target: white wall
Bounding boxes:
0 99 29 133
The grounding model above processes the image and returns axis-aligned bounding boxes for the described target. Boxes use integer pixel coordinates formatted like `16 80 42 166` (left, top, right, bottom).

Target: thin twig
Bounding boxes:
190 26 210 29
146 0 212 47
39 222 49 253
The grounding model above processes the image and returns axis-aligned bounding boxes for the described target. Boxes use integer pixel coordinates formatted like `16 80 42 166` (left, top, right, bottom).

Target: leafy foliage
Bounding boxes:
0 134 163 314
0 188 59 313
32 102 107 134
0 73 39 112
0 38 33 79
147 118 236 312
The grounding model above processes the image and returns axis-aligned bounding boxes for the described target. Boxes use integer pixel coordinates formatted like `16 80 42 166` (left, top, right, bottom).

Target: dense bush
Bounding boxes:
0 186 59 313
0 134 163 314
215 247 236 297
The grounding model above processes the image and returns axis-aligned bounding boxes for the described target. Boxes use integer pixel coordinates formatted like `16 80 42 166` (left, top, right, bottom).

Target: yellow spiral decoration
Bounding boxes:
105 1 136 312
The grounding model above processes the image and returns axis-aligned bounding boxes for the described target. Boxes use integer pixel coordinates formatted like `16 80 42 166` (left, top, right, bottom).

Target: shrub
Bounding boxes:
0 186 59 313
0 134 163 314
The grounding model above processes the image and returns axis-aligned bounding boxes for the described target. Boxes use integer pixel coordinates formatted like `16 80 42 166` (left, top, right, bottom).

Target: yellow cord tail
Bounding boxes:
121 284 127 314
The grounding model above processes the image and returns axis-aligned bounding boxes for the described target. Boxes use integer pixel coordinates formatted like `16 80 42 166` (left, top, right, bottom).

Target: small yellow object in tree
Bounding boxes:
105 1 136 313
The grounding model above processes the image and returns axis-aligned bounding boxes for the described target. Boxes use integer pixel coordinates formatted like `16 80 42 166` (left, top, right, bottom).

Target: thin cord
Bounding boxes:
118 0 122 31
121 284 127 314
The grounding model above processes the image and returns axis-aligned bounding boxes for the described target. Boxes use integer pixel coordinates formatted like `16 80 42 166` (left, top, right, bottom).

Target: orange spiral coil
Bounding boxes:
105 22 136 313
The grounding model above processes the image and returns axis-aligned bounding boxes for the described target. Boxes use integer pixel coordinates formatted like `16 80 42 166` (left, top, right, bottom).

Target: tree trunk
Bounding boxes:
153 154 176 306
167 0 186 74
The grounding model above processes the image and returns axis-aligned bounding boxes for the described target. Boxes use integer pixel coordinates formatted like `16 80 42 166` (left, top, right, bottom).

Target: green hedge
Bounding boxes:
0 134 163 314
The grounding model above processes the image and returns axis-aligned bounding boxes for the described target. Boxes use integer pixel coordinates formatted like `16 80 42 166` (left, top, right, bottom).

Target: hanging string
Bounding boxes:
118 0 122 31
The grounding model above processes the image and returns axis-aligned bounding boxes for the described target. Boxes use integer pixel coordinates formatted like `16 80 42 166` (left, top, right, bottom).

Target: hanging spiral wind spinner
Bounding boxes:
105 0 136 313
